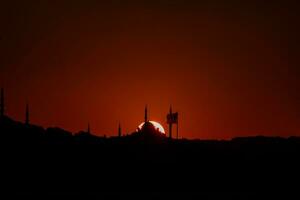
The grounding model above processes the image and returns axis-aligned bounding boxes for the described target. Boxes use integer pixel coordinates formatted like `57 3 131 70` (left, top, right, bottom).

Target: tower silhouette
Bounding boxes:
25 103 30 125
87 123 90 134
145 105 148 123
169 106 172 139
0 88 4 117
118 123 121 137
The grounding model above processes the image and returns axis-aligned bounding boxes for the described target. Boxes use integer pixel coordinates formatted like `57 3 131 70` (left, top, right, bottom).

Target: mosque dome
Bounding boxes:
141 121 158 133
137 121 165 135
136 106 165 136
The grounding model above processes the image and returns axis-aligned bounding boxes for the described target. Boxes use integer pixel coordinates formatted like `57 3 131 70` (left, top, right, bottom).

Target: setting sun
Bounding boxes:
138 121 166 134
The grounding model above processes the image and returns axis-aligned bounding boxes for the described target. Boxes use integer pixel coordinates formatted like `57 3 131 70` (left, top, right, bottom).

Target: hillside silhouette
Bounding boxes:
1 115 300 197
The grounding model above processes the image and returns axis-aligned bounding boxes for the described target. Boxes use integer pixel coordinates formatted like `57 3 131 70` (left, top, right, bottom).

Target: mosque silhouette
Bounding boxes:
136 106 166 137
0 88 176 140
1 87 300 196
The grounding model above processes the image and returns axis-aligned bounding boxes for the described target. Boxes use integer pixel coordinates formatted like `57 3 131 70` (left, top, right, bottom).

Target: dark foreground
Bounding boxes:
1 116 300 198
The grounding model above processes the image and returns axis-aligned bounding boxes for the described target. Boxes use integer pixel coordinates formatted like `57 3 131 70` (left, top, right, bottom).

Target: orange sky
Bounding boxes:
0 1 299 139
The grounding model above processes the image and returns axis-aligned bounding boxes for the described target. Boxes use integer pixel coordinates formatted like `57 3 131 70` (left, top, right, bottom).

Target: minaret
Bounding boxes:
145 105 148 123
0 88 4 117
169 106 172 139
87 123 90 134
118 123 121 137
25 103 30 125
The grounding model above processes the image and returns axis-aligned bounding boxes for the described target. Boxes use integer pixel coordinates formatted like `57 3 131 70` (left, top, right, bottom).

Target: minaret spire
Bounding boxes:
0 88 4 117
118 122 121 137
169 105 172 139
145 105 148 122
25 103 29 125
87 123 90 134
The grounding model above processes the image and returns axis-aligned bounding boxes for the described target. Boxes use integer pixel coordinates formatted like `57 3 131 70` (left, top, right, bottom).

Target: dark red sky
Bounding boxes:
0 1 299 139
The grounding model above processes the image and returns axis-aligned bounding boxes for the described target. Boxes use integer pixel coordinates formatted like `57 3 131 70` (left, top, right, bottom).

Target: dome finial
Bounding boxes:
145 104 148 122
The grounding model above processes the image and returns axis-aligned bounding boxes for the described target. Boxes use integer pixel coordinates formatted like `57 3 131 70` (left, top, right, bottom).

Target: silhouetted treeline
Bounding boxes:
1 116 300 196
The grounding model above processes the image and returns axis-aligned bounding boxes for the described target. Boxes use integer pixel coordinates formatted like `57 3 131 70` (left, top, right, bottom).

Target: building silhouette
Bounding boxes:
139 105 164 136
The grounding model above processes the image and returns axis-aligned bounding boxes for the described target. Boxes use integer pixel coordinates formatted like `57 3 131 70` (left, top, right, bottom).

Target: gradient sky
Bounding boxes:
0 0 299 139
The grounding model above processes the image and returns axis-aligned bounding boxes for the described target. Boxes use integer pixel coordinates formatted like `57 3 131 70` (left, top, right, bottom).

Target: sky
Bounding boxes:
0 0 299 139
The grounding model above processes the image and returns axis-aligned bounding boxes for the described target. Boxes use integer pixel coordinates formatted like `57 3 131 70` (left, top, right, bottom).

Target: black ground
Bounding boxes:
1 116 299 198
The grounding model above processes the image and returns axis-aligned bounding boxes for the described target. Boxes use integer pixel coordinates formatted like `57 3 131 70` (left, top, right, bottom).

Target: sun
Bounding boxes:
138 121 166 134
